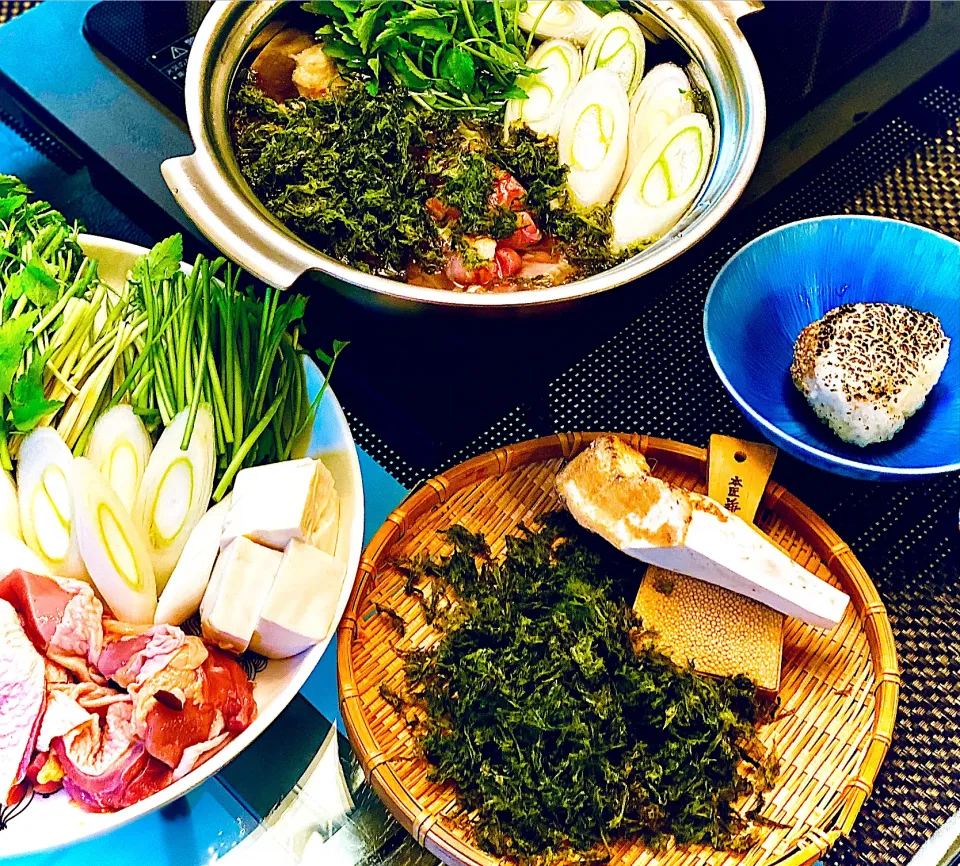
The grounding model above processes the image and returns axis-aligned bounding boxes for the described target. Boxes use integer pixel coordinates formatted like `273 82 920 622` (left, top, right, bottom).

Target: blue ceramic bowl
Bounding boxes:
704 216 960 481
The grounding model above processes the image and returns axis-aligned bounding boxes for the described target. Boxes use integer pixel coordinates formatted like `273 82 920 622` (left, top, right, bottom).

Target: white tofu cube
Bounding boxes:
250 539 346 659
220 458 337 552
311 489 340 556
201 536 283 653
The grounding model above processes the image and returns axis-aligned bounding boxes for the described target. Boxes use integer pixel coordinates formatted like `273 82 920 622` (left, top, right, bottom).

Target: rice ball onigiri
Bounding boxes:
790 302 950 447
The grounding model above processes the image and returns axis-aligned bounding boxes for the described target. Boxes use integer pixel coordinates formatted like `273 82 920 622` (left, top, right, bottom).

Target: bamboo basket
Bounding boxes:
338 433 899 866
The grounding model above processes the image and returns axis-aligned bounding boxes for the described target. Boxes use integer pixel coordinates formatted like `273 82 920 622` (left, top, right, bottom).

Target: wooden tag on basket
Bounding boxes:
706 434 777 523
634 435 785 694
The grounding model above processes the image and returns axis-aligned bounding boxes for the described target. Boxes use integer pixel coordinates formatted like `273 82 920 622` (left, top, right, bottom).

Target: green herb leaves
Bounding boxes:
11 357 61 433
432 150 514 238
233 71 630 283
122 238 342 500
0 314 37 397
0 184 342 489
493 125 630 274
302 0 532 111
439 44 475 93
131 233 183 283
400 512 776 861
0 175 29 222
10 262 59 307
0 315 58 440
0 178 95 464
0 194 27 223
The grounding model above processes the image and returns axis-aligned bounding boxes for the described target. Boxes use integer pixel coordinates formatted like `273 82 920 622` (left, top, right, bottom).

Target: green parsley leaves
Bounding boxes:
233 77 457 276
0 178 93 463
301 0 531 111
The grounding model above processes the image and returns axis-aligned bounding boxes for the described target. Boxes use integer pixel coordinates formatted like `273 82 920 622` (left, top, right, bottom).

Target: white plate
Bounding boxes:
0 235 365 857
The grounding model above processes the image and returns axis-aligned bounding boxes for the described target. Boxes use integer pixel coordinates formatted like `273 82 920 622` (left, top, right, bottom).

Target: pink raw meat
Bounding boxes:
48 682 128 711
36 690 96 753
97 633 152 682
1 575 258 812
98 625 184 687
0 599 46 804
0 571 104 681
0 570 73 650
52 702 172 812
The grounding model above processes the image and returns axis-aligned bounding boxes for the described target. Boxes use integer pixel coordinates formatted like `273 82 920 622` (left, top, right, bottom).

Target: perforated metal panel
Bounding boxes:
0 1 37 25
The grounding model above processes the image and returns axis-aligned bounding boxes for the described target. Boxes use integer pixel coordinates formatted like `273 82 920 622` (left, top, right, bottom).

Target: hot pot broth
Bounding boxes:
229 1 714 293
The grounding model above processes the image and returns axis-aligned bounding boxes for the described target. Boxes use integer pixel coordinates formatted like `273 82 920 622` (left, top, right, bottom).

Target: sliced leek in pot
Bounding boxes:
505 39 582 140
611 112 713 251
133 406 216 590
70 457 157 624
85 405 154 513
558 69 629 208
621 62 695 193
583 10 646 97
17 428 88 581
516 1 601 45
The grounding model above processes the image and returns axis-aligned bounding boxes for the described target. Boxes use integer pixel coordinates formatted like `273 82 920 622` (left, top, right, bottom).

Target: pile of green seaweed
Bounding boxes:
231 77 626 281
390 512 778 863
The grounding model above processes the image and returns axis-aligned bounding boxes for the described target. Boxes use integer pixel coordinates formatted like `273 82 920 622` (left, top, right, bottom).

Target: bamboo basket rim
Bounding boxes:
338 432 900 866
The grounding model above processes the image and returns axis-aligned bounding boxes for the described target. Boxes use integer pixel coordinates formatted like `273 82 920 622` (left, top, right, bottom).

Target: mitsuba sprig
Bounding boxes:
116 235 346 499
0 176 96 466
0 179 345 491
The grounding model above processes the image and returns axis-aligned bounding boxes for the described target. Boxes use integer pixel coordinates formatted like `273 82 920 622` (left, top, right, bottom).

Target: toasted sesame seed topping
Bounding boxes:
790 302 948 405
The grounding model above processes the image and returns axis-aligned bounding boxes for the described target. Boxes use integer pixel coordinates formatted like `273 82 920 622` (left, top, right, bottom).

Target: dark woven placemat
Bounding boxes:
348 62 960 865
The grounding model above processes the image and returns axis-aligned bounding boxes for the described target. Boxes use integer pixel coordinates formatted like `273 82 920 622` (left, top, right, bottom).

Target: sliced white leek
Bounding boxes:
506 40 582 139
17 428 88 581
610 112 713 251
516 1 601 45
70 457 156 624
583 11 645 97
154 496 230 626
0 530 50 577
133 406 216 591
620 63 694 193
557 69 630 208
85 404 154 512
0 470 21 541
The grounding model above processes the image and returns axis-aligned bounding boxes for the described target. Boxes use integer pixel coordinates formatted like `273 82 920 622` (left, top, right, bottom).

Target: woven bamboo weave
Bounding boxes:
339 433 899 866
